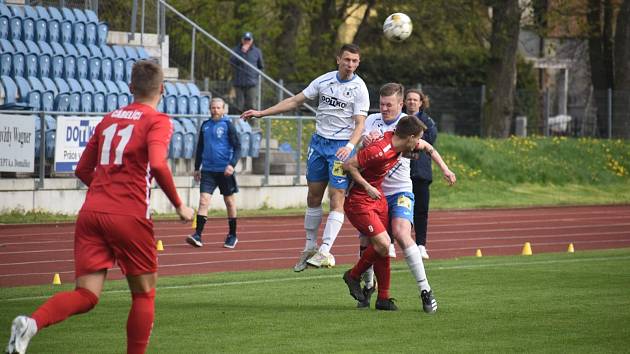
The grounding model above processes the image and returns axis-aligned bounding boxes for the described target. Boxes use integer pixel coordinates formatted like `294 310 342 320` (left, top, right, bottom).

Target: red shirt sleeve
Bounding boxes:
357 143 386 170
75 130 99 186
148 115 182 208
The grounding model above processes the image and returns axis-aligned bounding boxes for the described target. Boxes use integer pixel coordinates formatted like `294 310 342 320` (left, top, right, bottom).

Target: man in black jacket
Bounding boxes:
405 89 437 260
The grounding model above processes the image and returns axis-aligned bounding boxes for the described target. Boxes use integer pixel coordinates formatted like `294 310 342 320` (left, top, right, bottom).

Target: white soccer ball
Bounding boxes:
383 12 413 42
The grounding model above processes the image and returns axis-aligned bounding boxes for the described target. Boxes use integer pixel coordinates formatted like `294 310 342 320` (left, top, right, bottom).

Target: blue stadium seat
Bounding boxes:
117 92 129 108
115 80 129 94
169 119 184 159
0 38 12 75
11 51 24 77
53 77 77 112
103 79 118 93
60 7 75 22
50 56 63 78
87 44 101 57
23 6 38 19
115 80 130 108
199 95 210 115
175 82 190 96
72 21 85 45
33 115 41 158
85 9 99 24
37 40 53 55
14 76 40 109
157 98 164 112
92 78 115 112
179 118 197 159
35 6 50 20
91 78 107 93
99 44 115 58
187 82 202 96
1 74 18 104
50 41 65 55
34 18 46 42
9 17 21 41
37 54 50 78
8 5 23 18
124 46 138 59
0 4 11 18
124 58 135 83
164 82 178 114
136 47 149 59
67 77 91 112
233 118 252 158
29 76 53 111
75 43 90 57
112 57 124 82
112 45 126 59
85 22 96 45
188 95 199 115
92 90 104 112
41 76 57 95
76 55 88 79
63 55 76 79
60 21 72 43
24 51 37 78
47 7 71 43
177 95 189 115
46 18 59 43
0 16 8 40
72 8 88 23
21 17 34 41
88 57 101 80
96 23 107 46
100 57 111 81
62 42 78 56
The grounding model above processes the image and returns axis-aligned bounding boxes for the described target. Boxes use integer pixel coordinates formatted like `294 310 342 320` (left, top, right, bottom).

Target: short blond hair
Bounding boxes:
130 60 163 99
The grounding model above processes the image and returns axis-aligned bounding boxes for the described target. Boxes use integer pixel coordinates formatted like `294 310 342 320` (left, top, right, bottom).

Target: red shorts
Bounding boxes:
74 211 156 277
344 197 389 237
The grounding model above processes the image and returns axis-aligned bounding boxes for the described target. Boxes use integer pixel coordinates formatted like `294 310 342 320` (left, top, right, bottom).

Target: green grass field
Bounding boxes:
2 249 629 353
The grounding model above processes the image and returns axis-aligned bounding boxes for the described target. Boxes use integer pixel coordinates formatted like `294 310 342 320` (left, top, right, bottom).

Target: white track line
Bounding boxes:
2 254 629 302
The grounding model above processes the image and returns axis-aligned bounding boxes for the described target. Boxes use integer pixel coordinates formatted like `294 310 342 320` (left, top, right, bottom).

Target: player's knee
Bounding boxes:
75 287 100 312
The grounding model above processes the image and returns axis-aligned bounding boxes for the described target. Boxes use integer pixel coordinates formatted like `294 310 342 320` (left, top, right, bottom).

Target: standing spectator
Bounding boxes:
230 31 264 121
186 98 241 249
5 60 194 354
242 44 369 272
405 89 437 260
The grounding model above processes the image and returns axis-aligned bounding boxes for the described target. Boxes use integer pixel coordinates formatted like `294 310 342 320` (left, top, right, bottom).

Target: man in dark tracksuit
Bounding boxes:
406 89 437 259
230 31 264 118
186 98 242 249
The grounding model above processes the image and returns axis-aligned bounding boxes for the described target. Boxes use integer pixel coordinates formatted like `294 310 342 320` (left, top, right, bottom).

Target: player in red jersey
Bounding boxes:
341 115 456 310
6 60 194 354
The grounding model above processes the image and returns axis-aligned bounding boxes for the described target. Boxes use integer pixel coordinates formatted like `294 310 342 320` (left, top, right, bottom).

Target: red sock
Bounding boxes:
350 244 379 279
374 254 391 300
31 287 98 330
127 289 155 354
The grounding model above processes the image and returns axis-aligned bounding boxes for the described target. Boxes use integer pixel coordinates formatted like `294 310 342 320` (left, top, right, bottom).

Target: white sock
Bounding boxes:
404 245 431 292
304 206 322 251
362 266 374 289
318 211 344 254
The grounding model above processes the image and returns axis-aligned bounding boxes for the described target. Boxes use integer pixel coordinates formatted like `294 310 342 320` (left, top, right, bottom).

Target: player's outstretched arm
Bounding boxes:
241 92 307 120
417 140 456 186
336 114 366 161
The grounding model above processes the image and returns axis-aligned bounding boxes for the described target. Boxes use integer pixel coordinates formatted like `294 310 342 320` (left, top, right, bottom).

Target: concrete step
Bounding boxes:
253 150 296 165
252 162 306 175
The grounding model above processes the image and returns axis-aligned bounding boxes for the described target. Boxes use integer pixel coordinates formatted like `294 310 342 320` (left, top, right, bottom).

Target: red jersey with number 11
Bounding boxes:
78 102 175 219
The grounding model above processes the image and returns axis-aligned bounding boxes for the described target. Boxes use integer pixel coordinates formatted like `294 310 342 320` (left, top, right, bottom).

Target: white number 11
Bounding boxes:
100 123 135 165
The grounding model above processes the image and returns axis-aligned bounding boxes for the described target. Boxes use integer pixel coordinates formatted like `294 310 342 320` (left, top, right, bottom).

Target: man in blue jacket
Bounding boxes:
230 31 264 118
405 89 437 260
187 98 242 249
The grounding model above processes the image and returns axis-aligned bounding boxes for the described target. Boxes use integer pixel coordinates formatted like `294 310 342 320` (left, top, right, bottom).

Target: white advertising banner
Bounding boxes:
54 115 103 172
0 114 35 172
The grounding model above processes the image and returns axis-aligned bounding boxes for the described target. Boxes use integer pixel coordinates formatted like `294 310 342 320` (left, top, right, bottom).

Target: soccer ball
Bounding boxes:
383 13 413 42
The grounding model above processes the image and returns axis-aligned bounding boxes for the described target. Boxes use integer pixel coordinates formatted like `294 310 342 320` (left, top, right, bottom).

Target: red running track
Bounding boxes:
1 205 629 287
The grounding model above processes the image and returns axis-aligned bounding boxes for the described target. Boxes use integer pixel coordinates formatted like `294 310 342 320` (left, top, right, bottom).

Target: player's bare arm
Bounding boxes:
335 114 366 161
410 140 456 186
241 92 307 120
343 156 381 200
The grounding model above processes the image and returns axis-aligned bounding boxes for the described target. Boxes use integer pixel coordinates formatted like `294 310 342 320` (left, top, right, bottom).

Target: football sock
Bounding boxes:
195 215 207 236
350 244 378 280
404 245 431 292
374 254 391 300
303 206 323 251
319 211 344 254
228 218 237 235
31 287 98 330
127 289 155 354
359 244 374 289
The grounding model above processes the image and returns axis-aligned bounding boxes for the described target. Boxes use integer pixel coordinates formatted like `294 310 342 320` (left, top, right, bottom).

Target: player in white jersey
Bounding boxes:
357 83 456 313
242 44 369 271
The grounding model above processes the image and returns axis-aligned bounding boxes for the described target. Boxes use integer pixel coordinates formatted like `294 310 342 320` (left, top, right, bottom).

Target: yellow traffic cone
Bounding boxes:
522 242 533 256
475 249 483 257
156 240 164 251
567 243 575 253
52 273 61 285
191 209 197 229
